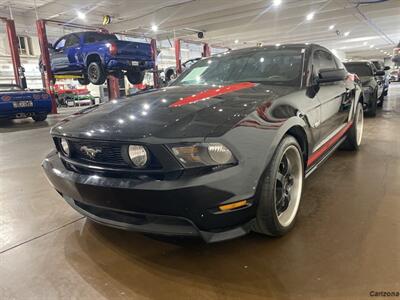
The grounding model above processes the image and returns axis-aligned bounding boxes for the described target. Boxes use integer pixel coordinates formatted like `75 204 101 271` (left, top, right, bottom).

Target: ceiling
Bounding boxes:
0 0 399 59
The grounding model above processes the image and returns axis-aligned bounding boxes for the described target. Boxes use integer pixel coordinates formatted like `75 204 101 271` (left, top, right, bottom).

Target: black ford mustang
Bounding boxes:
43 44 364 243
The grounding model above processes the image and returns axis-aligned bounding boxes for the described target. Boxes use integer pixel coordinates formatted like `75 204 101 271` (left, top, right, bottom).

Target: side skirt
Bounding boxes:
305 136 347 179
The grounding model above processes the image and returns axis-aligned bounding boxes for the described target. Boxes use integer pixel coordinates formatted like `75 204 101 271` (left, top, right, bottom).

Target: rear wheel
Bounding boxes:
342 102 363 151
32 114 47 122
87 61 106 85
126 68 145 85
253 136 303 237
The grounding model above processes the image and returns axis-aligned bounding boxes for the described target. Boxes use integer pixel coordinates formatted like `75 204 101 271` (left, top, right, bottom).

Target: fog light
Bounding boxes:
60 138 70 156
128 145 148 168
219 200 248 211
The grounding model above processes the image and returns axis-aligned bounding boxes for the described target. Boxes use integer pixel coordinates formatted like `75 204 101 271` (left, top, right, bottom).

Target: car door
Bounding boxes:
63 34 81 72
313 49 349 150
50 37 67 72
372 64 384 98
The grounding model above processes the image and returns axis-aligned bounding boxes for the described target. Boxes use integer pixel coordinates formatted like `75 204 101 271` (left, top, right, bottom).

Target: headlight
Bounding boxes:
60 138 70 156
171 143 236 168
128 145 148 168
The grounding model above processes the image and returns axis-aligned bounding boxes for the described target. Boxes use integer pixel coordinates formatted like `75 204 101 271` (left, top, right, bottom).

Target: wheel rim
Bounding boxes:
89 65 99 81
356 104 364 146
274 145 303 227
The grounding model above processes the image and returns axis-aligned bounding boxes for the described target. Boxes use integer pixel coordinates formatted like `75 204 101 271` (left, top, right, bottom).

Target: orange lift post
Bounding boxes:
1 17 27 89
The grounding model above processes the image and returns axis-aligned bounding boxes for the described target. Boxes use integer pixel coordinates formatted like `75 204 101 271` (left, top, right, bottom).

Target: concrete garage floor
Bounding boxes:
1 85 400 300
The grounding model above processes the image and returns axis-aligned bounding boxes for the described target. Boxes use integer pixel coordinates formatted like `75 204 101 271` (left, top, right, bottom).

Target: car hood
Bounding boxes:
52 83 297 141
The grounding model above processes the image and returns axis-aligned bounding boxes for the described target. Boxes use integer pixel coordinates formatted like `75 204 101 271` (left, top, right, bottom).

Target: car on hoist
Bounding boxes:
0 84 51 121
40 31 154 86
43 44 364 243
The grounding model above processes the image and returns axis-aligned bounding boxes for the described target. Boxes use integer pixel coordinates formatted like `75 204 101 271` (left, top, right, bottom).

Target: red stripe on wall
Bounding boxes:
169 82 256 108
307 122 353 167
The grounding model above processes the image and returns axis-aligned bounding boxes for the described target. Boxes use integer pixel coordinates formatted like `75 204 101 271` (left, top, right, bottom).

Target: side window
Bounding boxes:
334 56 345 69
54 38 66 51
84 33 96 43
313 50 337 74
65 35 80 48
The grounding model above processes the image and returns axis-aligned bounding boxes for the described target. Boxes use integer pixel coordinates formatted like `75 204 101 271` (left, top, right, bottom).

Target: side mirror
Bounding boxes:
318 68 347 83
375 70 385 76
48 43 53 49
384 66 390 71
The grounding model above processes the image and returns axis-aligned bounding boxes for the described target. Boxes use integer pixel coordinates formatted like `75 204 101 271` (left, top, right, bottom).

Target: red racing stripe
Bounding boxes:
307 122 353 167
169 82 256 108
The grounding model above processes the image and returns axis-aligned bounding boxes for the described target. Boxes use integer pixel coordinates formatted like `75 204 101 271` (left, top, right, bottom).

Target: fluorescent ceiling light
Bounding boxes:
369 45 374 48
343 31 350 37
151 24 158 32
329 25 335 30
306 12 315 21
273 0 282 6
234 39 239 44
77 11 86 20
363 41 368 46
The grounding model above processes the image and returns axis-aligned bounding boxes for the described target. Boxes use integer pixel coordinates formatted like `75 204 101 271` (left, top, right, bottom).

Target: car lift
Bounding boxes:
0 17 27 89
35 20 159 113
174 39 211 76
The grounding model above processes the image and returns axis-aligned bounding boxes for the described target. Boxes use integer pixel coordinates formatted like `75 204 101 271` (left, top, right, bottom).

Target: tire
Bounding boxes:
77 77 90 85
126 69 145 85
87 61 106 85
342 102 364 151
32 114 47 122
253 136 304 237
365 91 377 117
165 69 176 82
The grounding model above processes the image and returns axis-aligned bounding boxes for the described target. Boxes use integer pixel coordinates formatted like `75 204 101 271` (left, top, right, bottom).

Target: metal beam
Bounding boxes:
36 19 57 114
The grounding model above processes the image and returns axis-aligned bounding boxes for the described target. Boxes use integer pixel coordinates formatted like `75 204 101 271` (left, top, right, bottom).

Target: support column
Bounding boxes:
150 39 159 88
36 19 57 114
5 19 26 88
107 76 120 100
174 39 182 75
202 43 211 57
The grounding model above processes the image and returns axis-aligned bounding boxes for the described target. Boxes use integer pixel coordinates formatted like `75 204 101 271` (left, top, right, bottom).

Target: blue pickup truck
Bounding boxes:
41 31 154 85
0 84 51 121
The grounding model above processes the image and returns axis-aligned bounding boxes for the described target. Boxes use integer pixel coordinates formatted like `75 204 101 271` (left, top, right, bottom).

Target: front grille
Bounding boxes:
54 138 163 170
69 140 127 166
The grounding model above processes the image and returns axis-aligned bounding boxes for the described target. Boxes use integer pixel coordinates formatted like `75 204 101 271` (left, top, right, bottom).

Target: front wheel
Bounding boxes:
253 136 304 237
77 76 90 85
342 102 364 151
365 91 378 117
87 61 106 85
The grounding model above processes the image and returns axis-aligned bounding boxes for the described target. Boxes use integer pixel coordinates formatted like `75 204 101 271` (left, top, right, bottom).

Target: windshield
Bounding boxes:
173 48 304 86
0 85 22 92
344 63 373 77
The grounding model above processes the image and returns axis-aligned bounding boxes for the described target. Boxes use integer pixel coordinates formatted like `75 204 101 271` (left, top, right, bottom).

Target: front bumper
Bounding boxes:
42 151 256 243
